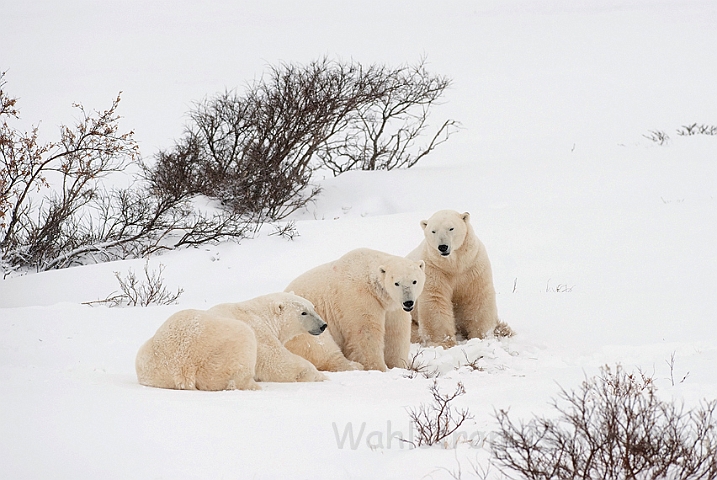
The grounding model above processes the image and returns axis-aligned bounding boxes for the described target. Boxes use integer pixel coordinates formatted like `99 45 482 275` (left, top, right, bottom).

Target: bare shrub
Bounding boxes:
403 347 440 379
0 73 139 271
666 351 690 386
405 380 473 447
84 260 183 307
319 59 459 175
268 220 300 240
1 72 254 274
462 350 486 372
149 58 457 221
546 279 574 293
491 364 717 480
642 130 670 145
177 86 323 220
676 123 717 136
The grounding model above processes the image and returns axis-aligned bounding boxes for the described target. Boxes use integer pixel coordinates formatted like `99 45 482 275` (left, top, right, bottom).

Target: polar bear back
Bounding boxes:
208 292 326 345
135 309 258 391
286 248 421 335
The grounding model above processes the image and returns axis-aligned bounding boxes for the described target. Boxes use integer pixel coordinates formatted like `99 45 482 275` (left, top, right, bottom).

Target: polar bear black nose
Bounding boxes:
438 244 449 253
319 323 327 332
403 300 414 311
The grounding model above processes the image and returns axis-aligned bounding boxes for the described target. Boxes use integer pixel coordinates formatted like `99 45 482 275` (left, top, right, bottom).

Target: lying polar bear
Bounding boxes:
136 292 327 390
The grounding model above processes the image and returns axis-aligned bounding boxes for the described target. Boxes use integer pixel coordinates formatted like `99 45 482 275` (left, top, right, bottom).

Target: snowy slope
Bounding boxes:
1 1 716 479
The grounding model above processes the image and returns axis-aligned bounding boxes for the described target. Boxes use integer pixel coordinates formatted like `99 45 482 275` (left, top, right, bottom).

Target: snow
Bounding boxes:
1 1 716 478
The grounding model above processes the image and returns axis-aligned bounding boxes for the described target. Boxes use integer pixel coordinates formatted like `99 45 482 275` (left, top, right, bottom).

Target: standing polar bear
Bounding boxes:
135 292 328 391
209 293 328 383
285 248 426 371
409 210 509 347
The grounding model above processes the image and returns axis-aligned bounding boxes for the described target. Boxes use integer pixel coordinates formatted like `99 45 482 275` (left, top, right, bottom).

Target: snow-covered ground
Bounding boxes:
1 1 716 478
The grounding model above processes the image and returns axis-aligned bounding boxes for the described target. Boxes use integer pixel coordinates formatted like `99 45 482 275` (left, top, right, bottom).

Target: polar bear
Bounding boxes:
209 292 328 383
135 309 261 391
408 210 510 347
284 329 364 373
285 248 426 371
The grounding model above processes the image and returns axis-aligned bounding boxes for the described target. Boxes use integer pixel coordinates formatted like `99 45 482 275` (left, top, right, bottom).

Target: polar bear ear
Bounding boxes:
287 290 295 296
462 212 471 222
420 220 428 230
418 260 425 270
378 266 387 275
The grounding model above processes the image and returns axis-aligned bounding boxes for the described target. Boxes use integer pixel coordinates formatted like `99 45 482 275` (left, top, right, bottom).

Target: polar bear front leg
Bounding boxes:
384 309 411 369
417 287 457 347
254 340 327 382
454 275 499 340
454 297 498 340
285 332 362 372
342 313 388 371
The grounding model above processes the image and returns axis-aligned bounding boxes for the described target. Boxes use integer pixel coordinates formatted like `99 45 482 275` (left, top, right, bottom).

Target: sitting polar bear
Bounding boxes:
285 248 426 372
135 293 328 390
408 209 511 347
208 293 328 383
135 309 260 391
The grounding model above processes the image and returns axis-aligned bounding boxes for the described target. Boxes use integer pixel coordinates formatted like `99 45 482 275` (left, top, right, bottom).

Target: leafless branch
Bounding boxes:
83 260 183 307
405 380 473 447
492 365 717 480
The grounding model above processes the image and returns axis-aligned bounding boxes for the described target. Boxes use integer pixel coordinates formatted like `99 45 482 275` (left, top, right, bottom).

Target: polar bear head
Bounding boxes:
379 257 426 312
420 210 471 257
276 292 328 338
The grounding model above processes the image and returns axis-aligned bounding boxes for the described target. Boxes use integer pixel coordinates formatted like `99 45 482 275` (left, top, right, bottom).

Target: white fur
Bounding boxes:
208 292 328 383
135 309 260 391
285 248 426 371
409 209 502 347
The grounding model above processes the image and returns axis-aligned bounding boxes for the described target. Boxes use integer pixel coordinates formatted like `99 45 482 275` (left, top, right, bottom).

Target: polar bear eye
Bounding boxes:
301 311 307 316
449 227 454 231
431 230 436 234
394 282 400 286
412 280 417 284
